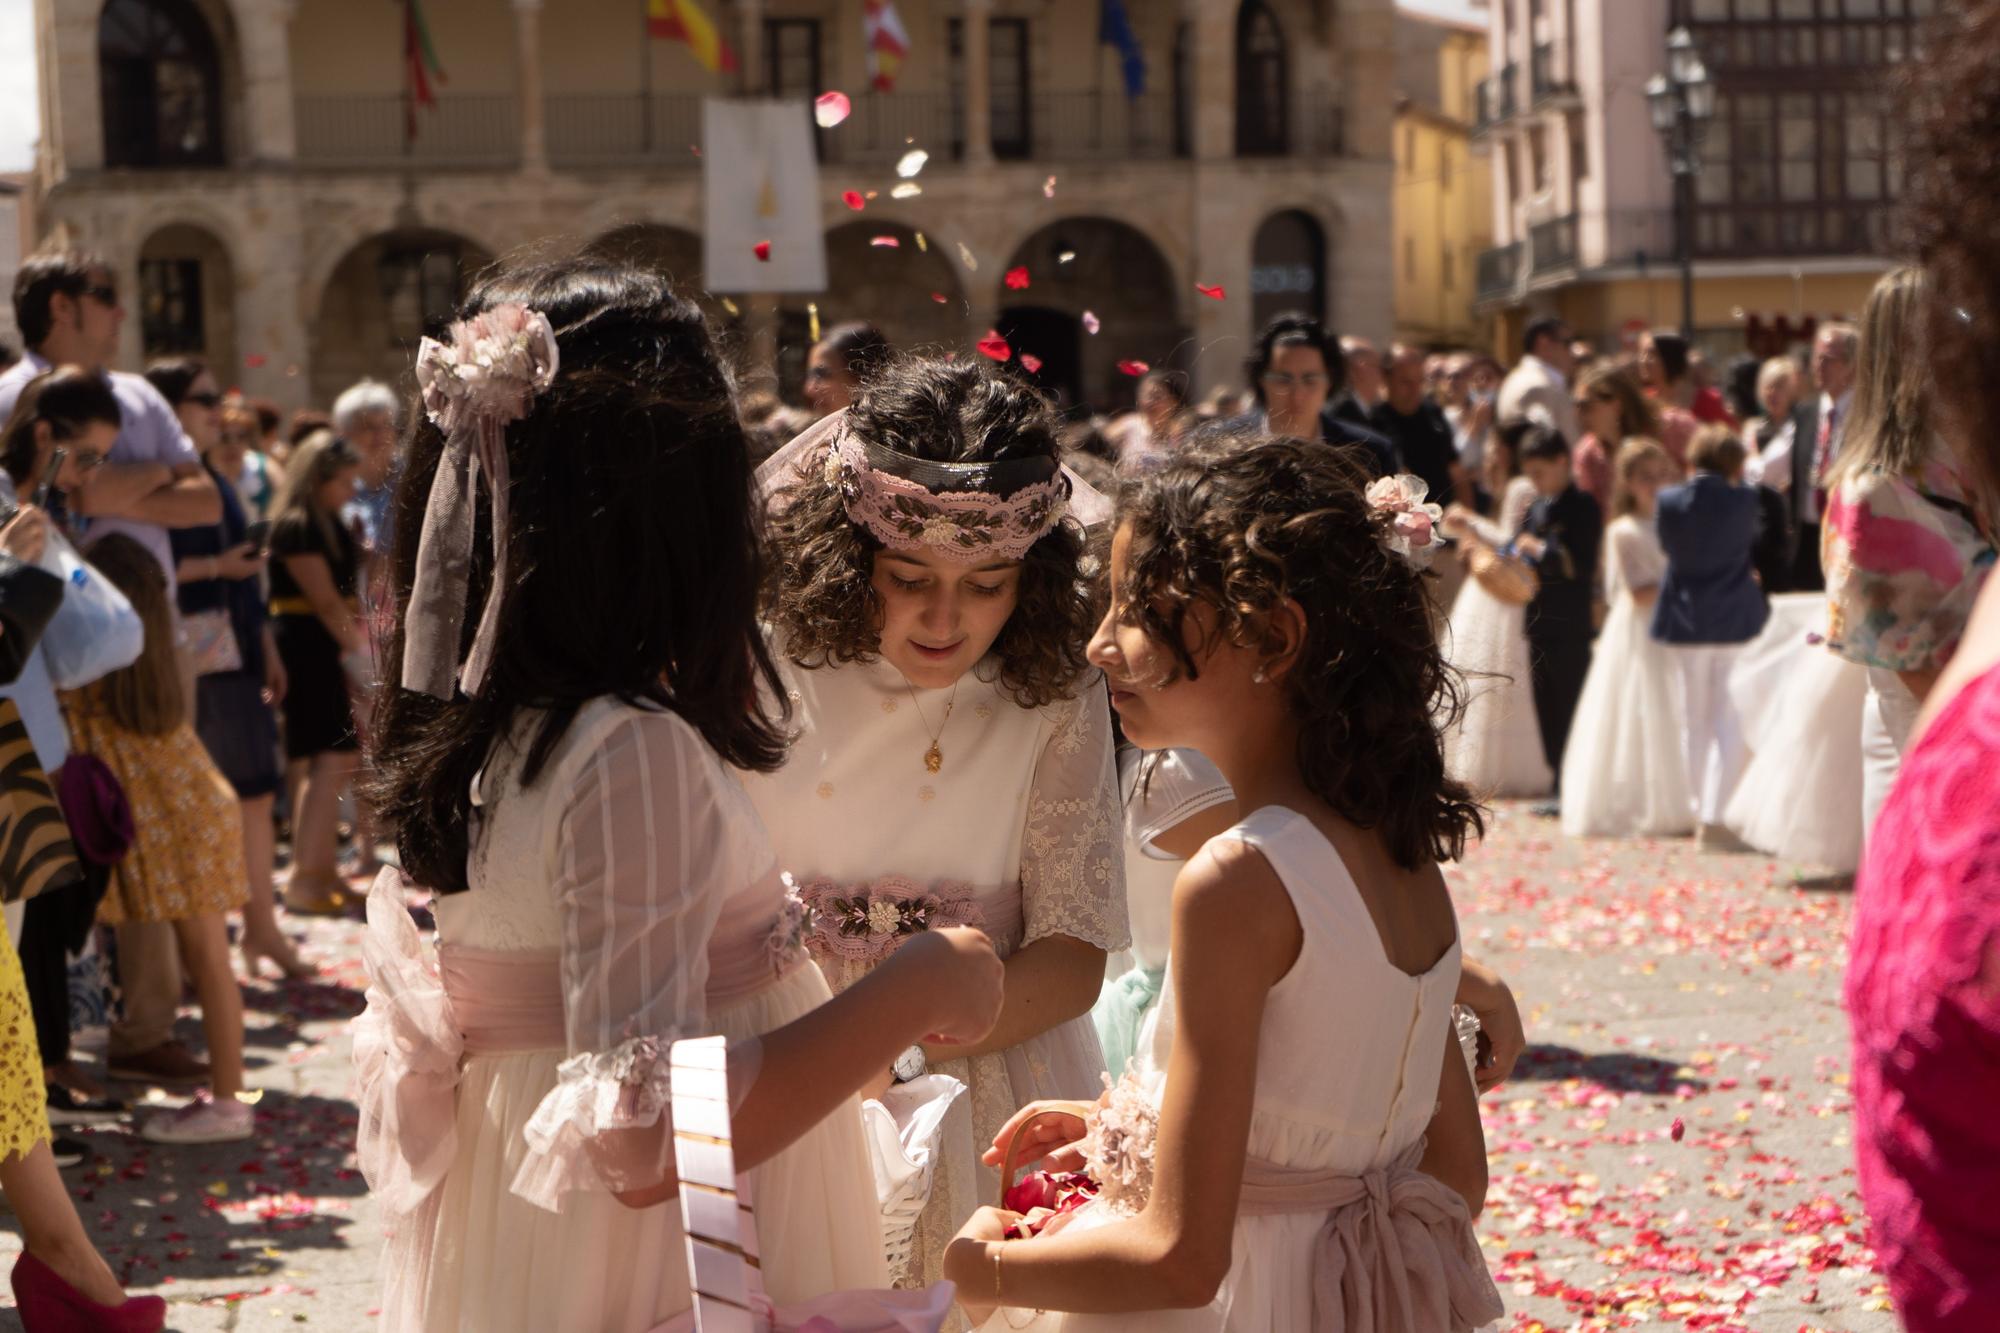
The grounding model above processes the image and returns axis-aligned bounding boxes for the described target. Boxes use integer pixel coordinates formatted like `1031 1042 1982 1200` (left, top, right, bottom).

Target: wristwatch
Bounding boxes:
892 1044 928 1084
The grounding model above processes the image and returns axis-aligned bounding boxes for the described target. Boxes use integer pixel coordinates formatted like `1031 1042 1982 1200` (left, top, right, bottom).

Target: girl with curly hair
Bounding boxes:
941 437 1502 1330
750 356 1129 1292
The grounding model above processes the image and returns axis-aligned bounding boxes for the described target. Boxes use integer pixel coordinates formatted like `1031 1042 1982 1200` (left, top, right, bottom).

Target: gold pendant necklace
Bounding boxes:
904 679 958 774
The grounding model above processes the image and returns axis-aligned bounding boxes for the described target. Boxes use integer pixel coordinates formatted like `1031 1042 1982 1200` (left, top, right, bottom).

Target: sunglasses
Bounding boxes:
184 391 222 409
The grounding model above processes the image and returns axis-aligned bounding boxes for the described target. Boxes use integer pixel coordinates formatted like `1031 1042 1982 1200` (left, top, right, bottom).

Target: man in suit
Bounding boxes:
1514 426 1602 815
1786 322 1859 592
1371 343 1468 508
1498 317 1582 444
1653 428 1771 849
1233 312 1399 478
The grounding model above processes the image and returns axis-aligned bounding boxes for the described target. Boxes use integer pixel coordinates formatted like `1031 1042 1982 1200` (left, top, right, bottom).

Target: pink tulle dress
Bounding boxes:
1848 662 2000 1331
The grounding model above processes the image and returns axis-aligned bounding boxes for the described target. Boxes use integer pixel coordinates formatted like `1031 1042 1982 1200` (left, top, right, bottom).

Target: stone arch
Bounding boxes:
1250 207 1330 332
774 220 969 400
308 228 496 408
998 218 1185 411
99 0 234 167
136 222 238 381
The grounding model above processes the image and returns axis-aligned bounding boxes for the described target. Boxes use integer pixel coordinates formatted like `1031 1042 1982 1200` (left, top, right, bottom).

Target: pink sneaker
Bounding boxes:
140 1094 254 1145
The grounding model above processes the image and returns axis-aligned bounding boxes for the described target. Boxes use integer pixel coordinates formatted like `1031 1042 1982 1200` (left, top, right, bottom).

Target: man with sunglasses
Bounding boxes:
0 251 221 597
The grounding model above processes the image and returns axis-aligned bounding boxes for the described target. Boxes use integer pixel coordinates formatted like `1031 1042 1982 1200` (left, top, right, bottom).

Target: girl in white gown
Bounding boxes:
750 360 1128 1294
944 443 1503 1332
354 261 1004 1333
1561 440 1694 837
1441 424 1553 798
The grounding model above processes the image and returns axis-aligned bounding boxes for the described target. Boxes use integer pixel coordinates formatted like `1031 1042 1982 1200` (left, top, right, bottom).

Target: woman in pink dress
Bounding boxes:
1848 7 2000 1328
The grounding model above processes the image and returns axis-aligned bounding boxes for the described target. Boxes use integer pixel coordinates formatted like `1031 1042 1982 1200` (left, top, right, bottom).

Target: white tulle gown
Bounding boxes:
1560 514 1694 837
1442 477 1553 799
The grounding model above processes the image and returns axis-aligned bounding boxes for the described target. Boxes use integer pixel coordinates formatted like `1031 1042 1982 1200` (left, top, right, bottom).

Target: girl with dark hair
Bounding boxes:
806 320 893 415
751 356 1128 1289
942 438 1501 1331
1636 332 1705 464
358 257 1002 1332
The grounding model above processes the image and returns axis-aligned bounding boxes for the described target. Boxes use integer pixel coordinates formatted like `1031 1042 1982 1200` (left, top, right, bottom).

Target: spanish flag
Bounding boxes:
648 0 738 74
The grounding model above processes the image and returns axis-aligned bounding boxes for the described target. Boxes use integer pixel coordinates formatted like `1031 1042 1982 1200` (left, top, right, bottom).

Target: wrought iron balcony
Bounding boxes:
296 96 520 170
1529 212 1579 273
1476 242 1523 300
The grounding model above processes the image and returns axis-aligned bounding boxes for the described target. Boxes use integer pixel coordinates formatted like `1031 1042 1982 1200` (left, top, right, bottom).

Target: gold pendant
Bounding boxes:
924 742 943 774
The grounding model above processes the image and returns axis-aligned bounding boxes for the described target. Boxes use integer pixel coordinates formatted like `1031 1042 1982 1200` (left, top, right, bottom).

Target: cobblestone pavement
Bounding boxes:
0 805 1894 1332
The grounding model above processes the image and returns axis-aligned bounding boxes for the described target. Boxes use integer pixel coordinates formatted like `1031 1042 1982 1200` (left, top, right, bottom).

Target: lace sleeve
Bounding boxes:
1020 679 1129 952
513 712 752 1211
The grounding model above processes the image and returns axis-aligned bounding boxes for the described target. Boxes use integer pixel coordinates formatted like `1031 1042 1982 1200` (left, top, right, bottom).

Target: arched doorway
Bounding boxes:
777 221 967 401
999 219 1184 412
1250 210 1328 332
137 223 237 381
309 229 494 407
100 0 226 167
1236 1 1288 158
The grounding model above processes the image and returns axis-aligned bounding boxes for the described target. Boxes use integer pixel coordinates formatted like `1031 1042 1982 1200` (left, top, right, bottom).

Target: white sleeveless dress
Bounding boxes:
1442 477 1554 799
1560 514 1695 837
983 807 1501 1332
377 698 886 1331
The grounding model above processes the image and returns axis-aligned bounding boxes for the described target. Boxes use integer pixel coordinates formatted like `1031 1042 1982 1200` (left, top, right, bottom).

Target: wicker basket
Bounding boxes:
1466 541 1539 606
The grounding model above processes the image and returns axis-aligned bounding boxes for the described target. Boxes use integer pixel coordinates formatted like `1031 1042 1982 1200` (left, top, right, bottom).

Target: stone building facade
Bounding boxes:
32 0 1395 410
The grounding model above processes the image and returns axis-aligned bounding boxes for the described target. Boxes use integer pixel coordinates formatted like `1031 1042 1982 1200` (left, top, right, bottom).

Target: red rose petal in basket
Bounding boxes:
1117 359 1150 377
1197 283 1226 300
753 240 771 262
842 190 866 211
1020 353 1044 373
1004 265 1032 290
978 331 1012 362
814 91 852 129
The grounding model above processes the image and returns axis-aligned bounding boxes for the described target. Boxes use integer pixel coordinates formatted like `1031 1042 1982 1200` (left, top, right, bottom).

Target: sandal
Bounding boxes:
282 873 353 918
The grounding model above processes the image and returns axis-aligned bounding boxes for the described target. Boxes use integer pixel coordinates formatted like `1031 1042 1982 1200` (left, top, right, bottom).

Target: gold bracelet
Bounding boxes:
992 1243 1003 1301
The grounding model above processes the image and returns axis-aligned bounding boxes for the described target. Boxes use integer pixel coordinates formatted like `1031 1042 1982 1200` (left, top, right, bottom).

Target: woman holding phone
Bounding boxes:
150 359 306 979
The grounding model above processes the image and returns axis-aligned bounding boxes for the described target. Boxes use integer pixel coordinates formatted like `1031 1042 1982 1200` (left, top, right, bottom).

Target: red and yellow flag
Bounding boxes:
648 0 739 74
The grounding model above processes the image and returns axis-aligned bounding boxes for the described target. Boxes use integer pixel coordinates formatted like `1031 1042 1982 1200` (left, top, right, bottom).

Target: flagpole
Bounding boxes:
641 2 655 154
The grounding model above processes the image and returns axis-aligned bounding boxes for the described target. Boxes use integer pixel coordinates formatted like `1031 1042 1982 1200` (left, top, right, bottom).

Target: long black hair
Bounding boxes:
369 255 788 894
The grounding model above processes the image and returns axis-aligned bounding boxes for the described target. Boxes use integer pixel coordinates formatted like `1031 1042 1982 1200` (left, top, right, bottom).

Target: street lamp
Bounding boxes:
1646 26 1715 340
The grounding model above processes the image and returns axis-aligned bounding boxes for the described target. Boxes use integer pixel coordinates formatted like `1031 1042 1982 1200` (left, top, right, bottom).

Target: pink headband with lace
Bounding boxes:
828 424 1072 562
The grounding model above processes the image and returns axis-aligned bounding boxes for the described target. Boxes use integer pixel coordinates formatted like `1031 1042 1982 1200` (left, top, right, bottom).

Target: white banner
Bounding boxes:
702 98 827 293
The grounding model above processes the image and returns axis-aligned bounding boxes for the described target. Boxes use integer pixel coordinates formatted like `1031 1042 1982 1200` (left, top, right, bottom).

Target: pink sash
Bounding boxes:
1238 1141 1504 1332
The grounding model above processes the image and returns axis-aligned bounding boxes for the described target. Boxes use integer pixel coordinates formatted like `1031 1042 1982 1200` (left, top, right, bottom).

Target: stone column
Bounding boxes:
232 186 314 408
1181 0 1231 161
241 0 299 164
512 0 548 173
962 0 994 167
46 0 106 175
739 0 766 95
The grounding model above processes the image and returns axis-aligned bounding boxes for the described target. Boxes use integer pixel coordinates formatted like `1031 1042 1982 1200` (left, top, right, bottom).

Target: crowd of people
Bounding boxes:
3 14 2000 1323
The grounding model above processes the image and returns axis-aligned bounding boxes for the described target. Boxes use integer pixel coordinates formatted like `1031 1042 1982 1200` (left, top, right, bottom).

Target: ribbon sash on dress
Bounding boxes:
1237 1140 1504 1333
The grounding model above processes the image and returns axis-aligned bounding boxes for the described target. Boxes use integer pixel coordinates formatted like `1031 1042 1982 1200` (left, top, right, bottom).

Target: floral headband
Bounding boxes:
758 409 1112 561
403 303 560 700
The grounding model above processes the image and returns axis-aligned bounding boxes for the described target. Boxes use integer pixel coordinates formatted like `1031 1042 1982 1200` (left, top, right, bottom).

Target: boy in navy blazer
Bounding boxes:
1652 427 1770 846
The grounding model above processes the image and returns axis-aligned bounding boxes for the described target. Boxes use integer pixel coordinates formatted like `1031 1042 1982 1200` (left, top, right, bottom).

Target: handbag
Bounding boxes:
654 1037 958 1333
1466 540 1539 607
55 753 134 867
0 696 84 905
183 607 244 676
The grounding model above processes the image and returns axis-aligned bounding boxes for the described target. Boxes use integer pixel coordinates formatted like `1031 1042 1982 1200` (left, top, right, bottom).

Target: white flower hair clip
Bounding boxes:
1366 473 1446 569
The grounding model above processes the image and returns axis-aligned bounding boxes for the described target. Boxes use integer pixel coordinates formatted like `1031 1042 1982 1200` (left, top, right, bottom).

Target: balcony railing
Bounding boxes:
1025 92 1178 161
1476 242 1522 300
296 96 520 169
1530 43 1575 101
1605 204 1896 266
1529 212 1578 273
1475 67 1519 131
547 95 704 169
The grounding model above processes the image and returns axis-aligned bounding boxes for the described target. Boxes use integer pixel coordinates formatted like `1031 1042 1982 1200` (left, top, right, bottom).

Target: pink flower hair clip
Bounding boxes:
1365 473 1446 569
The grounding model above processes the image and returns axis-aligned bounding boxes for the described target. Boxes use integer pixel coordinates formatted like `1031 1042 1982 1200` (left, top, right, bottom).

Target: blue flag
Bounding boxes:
1100 0 1146 99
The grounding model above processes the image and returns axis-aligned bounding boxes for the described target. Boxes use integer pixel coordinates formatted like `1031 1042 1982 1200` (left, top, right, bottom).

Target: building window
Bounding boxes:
948 18 1032 160
1173 22 1193 156
765 20 821 100
99 0 224 168
380 245 466 347
1236 1 1288 156
139 259 204 355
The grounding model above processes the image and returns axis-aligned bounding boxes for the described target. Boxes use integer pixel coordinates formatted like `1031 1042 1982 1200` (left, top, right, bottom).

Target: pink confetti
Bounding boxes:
930 292 950 304
1004 266 1031 291
1670 1116 1686 1141
842 190 866 211
1020 353 1044 373
977 331 1012 362
1043 175 1057 198
1117 360 1150 377
814 92 852 129
1082 311 1101 335
753 240 771 262
1197 283 1226 301
870 235 901 248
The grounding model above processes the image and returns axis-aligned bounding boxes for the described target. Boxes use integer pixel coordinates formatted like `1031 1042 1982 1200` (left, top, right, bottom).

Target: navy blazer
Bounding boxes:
1652 473 1770 645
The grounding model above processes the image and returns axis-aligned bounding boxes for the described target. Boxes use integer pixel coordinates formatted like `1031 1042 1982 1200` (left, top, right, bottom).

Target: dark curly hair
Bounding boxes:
1113 437 1483 870
764 356 1094 707
369 254 788 894
1903 1 2000 502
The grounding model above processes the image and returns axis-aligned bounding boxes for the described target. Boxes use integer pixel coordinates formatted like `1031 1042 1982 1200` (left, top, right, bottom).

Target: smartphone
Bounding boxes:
243 519 273 552
31 448 66 509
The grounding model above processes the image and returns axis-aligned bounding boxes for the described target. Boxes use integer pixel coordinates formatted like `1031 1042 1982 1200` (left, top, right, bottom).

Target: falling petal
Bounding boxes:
958 243 979 272
721 297 740 316
978 331 1012 362
814 91 852 129
1082 311 1101 335
891 182 923 199
1117 360 1149 377
753 240 772 262
896 148 929 178
1057 249 1077 265
871 235 902 248
1197 283 1226 300
1043 175 1057 198
1020 353 1044 373
931 292 950 304
843 190 866 211
808 302 821 343
1004 266 1031 291
915 232 928 252
1671 1117 1686 1141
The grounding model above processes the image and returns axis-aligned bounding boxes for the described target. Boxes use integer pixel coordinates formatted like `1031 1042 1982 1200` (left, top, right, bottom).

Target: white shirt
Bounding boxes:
1748 415 1798 491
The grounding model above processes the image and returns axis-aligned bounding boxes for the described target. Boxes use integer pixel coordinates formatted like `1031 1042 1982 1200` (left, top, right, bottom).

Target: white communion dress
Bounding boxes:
359 698 886 1332
979 807 1503 1333
740 649 1128 1291
1560 514 1695 838
1442 477 1554 799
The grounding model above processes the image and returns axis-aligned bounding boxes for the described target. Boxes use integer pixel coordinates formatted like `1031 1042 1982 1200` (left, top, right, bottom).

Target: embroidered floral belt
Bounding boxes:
796 874 986 964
